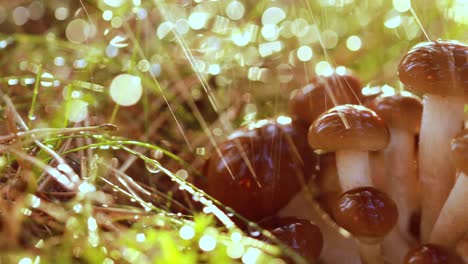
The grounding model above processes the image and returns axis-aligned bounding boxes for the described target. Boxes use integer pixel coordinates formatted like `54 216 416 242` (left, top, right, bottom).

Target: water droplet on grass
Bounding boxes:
145 160 161 173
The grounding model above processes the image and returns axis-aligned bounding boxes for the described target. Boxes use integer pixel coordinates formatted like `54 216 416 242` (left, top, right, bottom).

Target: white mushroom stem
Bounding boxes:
384 127 418 239
430 172 468 247
382 229 410 264
357 240 383 264
419 94 464 241
336 150 373 191
369 151 387 192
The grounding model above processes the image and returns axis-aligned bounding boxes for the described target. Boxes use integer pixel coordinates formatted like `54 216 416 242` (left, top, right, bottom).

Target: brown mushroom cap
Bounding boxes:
261 217 324 262
404 244 463 264
308 104 389 152
333 187 398 238
289 72 362 125
204 117 318 221
367 91 423 134
451 130 468 175
398 41 468 98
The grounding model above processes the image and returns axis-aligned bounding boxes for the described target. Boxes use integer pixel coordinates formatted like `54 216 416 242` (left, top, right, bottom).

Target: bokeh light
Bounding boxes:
346 35 362 51
226 1 245 20
179 225 195 240
109 74 143 106
199 235 217 251
297 45 313 61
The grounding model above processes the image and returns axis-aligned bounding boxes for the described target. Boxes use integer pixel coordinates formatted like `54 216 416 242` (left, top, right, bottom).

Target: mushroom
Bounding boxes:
203 116 317 221
367 90 423 239
333 187 398 264
308 104 389 191
289 70 362 126
398 40 468 240
430 130 468 248
261 217 324 263
404 244 463 264
279 186 360 264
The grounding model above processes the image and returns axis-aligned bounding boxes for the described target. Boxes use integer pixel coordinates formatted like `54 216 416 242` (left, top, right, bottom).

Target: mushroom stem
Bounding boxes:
357 240 384 264
384 127 418 239
336 150 373 191
369 151 387 192
429 172 468 248
419 94 464 241
279 186 360 264
382 230 410 264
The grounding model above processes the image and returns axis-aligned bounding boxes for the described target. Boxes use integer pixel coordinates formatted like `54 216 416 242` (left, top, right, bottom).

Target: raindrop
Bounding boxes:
248 224 261 237
192 193 202 202
109 35 128 48
145 160 161 173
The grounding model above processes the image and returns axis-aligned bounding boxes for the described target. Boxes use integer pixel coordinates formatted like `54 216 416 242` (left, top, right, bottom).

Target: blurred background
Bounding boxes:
0 0 466 125
0 1 466 263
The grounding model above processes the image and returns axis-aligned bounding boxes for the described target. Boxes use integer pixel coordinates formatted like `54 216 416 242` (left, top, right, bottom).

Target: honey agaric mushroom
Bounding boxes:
261 217 324 263
367 91 423 239
334 187 398 264
430 130 468 248
398 40 468 241
203 117 317 221
289 70 362 126
404 244 463 264
308 104 389 191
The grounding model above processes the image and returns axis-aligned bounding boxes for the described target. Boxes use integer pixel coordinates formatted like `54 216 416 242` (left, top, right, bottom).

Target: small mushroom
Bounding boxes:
203 117 317 221
404 244 463 264
334 187 398 264
308 104 389 191
367 90 423 239
289 70 362 126
261 217 324 263
398 40 468 240
430 130 468 248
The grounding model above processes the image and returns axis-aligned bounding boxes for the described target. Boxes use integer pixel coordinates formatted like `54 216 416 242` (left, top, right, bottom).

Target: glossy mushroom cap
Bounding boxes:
398 41 468 98
204 117 318 221
308 104 390 152
262 217 324 262
289 72 362 125
333 187 398 238
451 130 468 175
367 91 423 134
404 244 463 264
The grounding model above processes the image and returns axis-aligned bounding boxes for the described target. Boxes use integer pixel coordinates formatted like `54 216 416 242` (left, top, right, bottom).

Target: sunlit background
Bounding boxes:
0 0 467 263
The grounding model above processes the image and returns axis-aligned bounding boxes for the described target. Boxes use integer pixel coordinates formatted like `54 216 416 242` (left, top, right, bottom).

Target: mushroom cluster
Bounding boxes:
201 40 467 263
